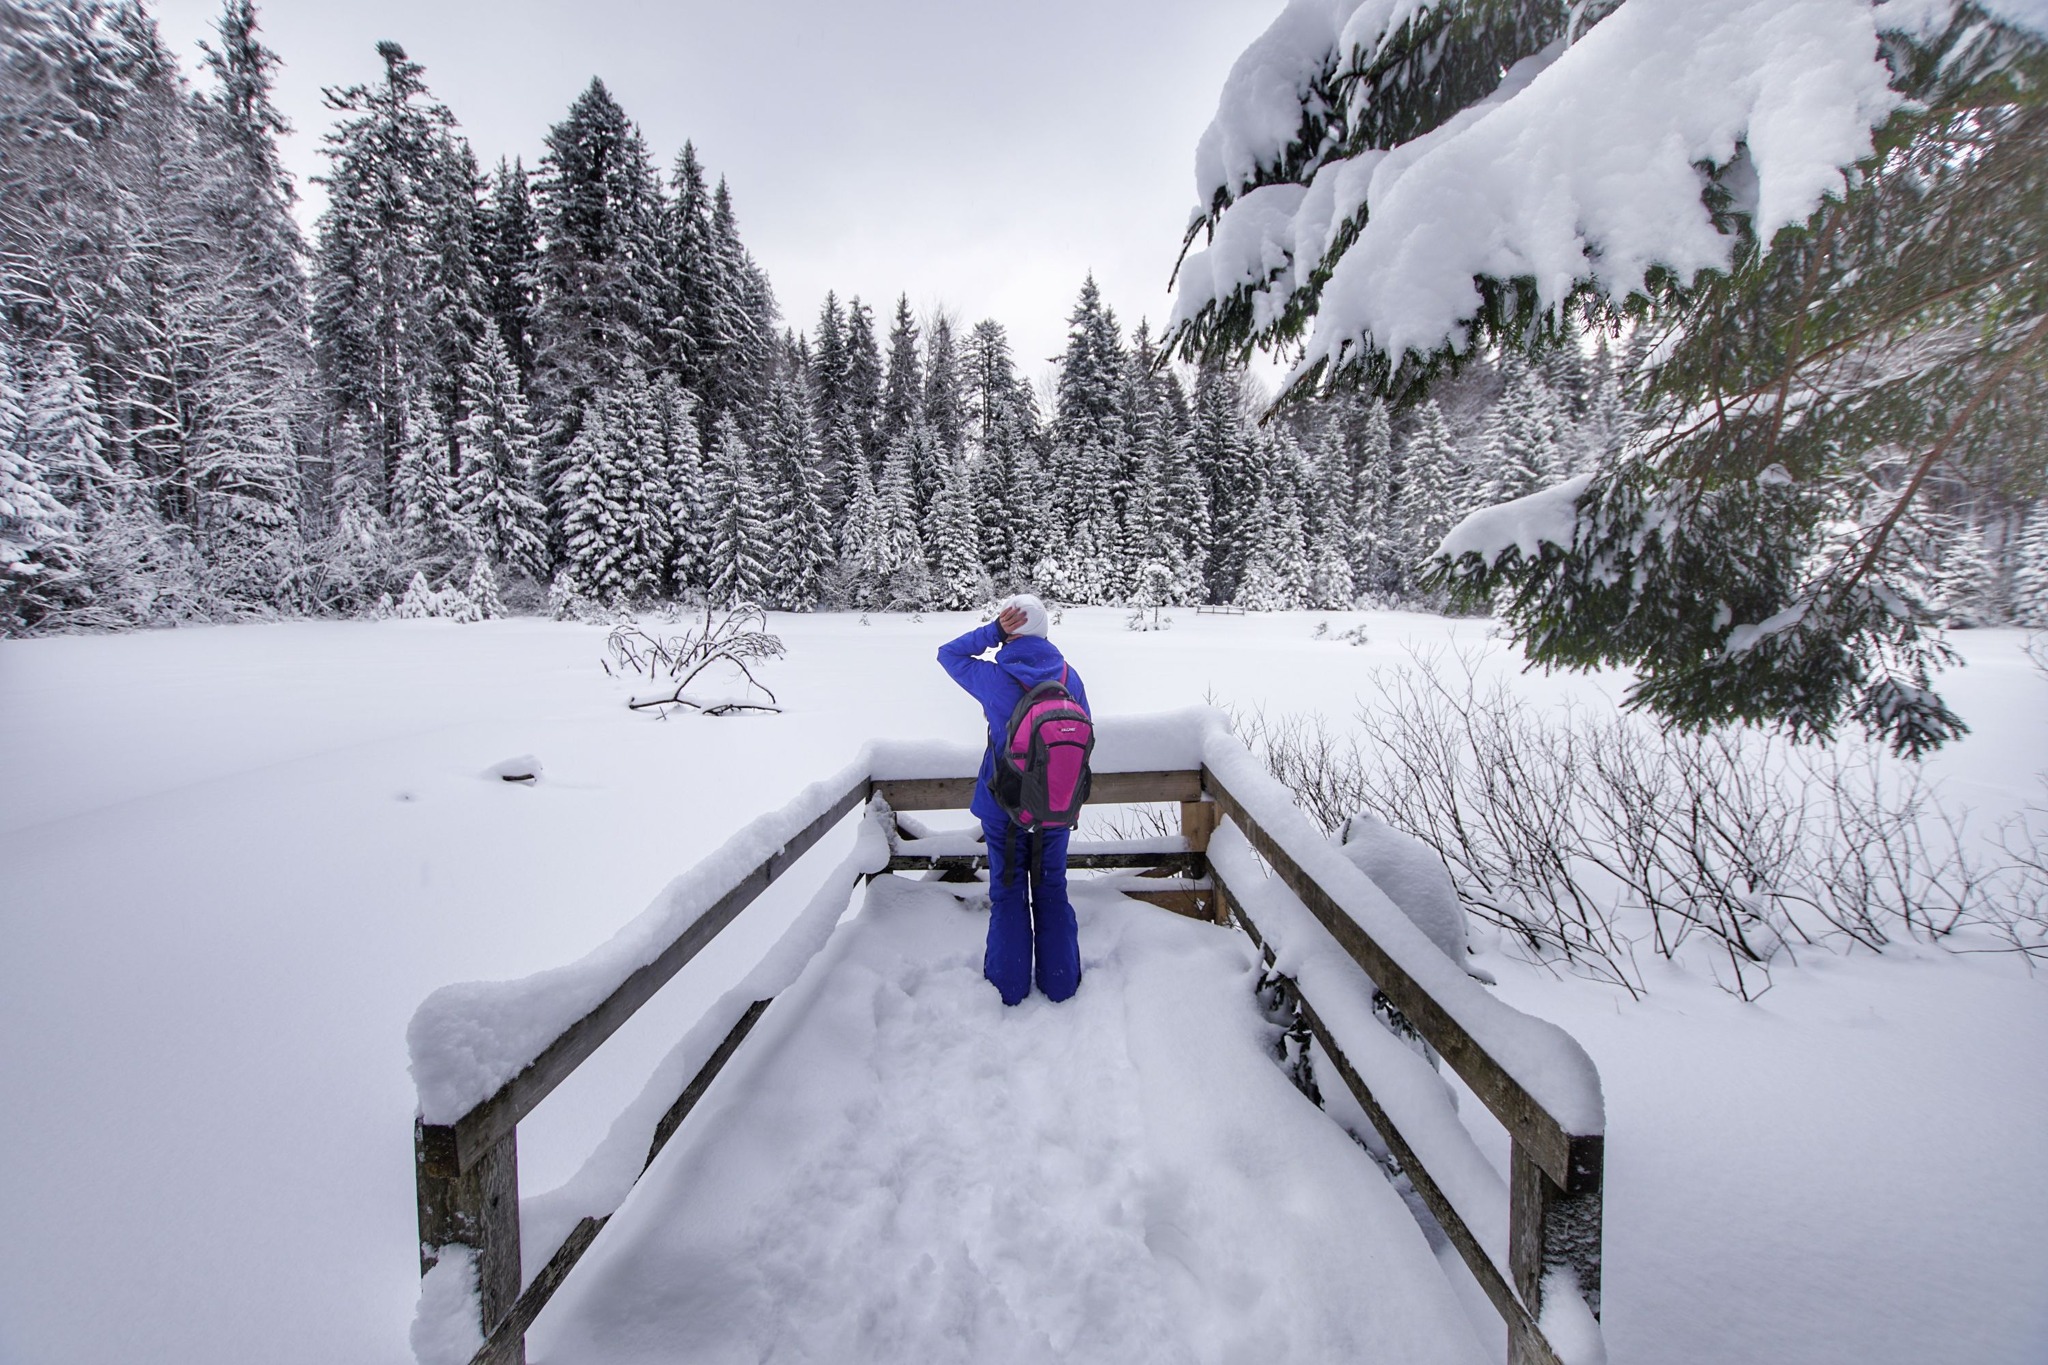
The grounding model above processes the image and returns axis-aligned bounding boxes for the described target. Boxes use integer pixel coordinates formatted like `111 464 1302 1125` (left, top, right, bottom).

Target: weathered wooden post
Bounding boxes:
1179 796 1220 922
416 1121 523 1364
1508 1136 1603 1365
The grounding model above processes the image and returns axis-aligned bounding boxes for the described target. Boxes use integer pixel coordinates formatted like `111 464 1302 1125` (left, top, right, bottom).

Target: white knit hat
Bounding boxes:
1002 593 1050 638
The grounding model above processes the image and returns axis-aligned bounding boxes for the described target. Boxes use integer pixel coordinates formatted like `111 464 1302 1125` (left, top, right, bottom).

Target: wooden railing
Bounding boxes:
412 749 1601 1365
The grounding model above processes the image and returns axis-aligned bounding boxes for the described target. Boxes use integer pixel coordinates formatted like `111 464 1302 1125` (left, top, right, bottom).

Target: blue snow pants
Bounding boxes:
981 814 1080 1006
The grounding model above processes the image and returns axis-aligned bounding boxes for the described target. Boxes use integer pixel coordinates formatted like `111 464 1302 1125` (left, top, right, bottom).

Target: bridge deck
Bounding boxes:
526 875 1490 1364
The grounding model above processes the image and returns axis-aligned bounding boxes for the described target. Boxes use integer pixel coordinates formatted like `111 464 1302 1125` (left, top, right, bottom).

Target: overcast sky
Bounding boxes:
146 0 1276 385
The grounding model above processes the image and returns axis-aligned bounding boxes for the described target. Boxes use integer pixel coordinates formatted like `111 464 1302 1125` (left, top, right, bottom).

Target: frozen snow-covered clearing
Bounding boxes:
1 608 2044 1365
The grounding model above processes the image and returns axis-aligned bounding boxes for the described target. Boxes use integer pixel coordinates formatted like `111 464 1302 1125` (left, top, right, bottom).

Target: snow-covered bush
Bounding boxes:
392 570 483 622
1227 647 2048 997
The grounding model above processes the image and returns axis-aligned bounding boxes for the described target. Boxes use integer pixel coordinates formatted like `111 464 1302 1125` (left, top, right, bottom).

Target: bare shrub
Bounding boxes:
1226 646 2047 997
604 604 786 716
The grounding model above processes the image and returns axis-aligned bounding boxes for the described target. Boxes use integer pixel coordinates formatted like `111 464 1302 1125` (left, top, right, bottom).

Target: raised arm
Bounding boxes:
937 620 1006 697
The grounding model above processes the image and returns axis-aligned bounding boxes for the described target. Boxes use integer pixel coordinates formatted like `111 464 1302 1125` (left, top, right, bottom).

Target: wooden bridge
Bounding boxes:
410 719 1604 1365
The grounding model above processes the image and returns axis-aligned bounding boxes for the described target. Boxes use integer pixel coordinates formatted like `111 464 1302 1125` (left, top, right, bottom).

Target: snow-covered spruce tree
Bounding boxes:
0 334 82 632
391 393 462 553
927 449 992 610
1394 400 1463 594
658 143 714 390
860 429 931 608
481 157 540 384
696 177 779 431
1190 361 1254 602
1234 490 1288 611
924 313 966 472
1351 397 1398 596
649 372 704 595
312 41 474 507
1929 520 1997 627
2014 504 2048 627
530 79 666 503
759 363 831 609
465 556 503 619
456 325 548 579
558 390 627 600
844 298 885 471
877 296 925 499
700 412 769 606
24 341 114 511
1478 354 1561 506
615 365 676 601
1169 0 2048 753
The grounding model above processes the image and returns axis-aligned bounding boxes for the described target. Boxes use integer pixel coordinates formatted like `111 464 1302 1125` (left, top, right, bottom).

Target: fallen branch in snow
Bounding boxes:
625 691 782 717
605 604 786 717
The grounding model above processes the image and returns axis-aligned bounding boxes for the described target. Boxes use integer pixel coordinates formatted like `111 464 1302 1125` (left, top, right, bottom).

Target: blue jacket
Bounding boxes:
937 621 1092 823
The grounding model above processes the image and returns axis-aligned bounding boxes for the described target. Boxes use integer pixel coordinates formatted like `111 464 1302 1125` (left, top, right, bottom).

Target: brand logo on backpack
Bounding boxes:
991 665 1094 830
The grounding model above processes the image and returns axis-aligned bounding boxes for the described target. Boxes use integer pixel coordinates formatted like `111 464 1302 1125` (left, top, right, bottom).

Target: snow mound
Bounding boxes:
484 754 542 783
1337 812 1468 964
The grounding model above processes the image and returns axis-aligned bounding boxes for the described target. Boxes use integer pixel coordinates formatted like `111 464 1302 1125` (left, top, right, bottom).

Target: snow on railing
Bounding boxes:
406 709 1604 1365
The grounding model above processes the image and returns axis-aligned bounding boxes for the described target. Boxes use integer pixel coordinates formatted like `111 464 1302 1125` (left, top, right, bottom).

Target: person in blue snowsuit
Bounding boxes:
936 594 1090 1006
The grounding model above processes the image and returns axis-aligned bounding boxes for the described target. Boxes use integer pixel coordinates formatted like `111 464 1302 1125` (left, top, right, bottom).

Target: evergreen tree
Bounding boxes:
481 157 541 383
1234 490 1287 611
559 389 627 600
391 392 460 549
465 555 504 619
1479 354 1561 505
1172 2 2048 750
662 142 717 389
0 333 81 631
312 41 468 501
927 448 990 610
759 365 831 609
650 373 705 594
878 296 925 491
844 297 884 471
2012 504 2048 628
701 412 769 605
868 429 929 607
1351 398 1398 596
1396 400 1462 590
834 453 883 607
456 326 548 577
924 313 966 466
699 178 777 430
26 341 114 510
530 79 666 472
1191 362 1253 601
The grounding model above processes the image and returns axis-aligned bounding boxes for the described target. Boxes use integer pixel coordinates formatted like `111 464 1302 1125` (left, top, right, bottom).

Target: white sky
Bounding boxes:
147 0 1278 385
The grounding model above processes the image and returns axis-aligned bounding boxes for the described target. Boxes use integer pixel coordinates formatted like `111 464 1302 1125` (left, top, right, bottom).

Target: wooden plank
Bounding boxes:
874 769 1203 811
1122 887 1213 920
422 773 872 1178
417 1124 522 1358
469 1213 608 1365
885 850 1204 874
645 999 773 1171
1203 766 1598 1193
1179 799 1218 853
1209 855 1565 1365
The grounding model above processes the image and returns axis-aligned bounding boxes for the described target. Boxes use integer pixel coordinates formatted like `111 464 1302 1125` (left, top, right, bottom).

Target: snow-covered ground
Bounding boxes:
1 609 2043 1365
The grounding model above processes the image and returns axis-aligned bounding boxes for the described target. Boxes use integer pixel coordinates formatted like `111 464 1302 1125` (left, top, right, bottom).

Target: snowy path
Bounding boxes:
530 877 1489 1365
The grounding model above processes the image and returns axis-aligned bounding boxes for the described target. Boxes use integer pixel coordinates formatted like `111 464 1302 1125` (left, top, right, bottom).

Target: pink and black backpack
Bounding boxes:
991 665 1094 831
